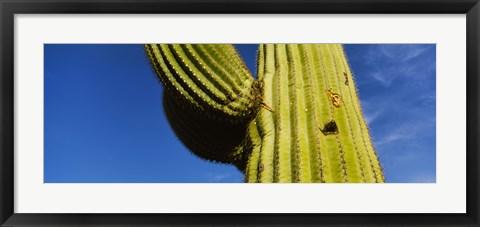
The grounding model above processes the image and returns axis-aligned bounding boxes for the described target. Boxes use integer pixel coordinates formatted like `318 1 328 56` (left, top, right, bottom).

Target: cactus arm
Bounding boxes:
167 45 234 107
185 45 255 113
145 44 200 108
163 92 250 164
145 44 257 123
159 44 250 116
146 44 261 164
212 45 253 83
188 45 248 95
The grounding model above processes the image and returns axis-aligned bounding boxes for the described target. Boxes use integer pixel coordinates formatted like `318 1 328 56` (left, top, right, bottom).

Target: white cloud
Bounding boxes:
204 173 234 183
375 132 408 145
362 100 386 125
359 44 435 88
409 174 436 183
364 110 382 125
373 116 435 147
370 71 393 87
420 94 436 105
379 44 432 62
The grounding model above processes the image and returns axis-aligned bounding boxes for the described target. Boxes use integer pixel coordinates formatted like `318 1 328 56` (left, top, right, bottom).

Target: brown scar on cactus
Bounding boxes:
259 101 274 112
251 79 274 112
327 88 343 108
321 120 338 135
258 163 264 173
253 93 274 112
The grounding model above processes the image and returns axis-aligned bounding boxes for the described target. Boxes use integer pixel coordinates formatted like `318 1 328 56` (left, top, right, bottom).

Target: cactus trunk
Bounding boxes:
145 43 384 183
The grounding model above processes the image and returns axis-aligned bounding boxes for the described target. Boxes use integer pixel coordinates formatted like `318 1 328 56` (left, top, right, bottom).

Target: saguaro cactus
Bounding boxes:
145 44 384 183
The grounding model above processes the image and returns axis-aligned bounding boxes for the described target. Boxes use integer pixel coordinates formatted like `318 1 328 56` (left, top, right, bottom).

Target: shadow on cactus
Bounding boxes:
145 44 385 183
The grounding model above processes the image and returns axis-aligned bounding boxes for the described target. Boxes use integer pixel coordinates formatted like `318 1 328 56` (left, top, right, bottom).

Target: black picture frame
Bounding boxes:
1 0 479 226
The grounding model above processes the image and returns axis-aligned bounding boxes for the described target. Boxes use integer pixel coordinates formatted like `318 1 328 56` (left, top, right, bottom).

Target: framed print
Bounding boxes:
1 0 479 226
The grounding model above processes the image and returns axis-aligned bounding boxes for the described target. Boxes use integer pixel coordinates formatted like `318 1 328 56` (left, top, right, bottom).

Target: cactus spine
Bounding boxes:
145 44 384 183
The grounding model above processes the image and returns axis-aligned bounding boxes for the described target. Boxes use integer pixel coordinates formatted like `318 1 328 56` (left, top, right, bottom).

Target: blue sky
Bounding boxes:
44 44 435 183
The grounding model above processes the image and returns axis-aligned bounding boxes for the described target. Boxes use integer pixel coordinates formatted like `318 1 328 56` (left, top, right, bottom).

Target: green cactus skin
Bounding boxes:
145 44 260 165
145 44 385 183
145 44 259 124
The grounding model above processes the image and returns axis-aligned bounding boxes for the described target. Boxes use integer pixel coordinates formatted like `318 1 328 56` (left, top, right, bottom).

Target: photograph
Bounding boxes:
44 43 436 183
2 0 477 225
